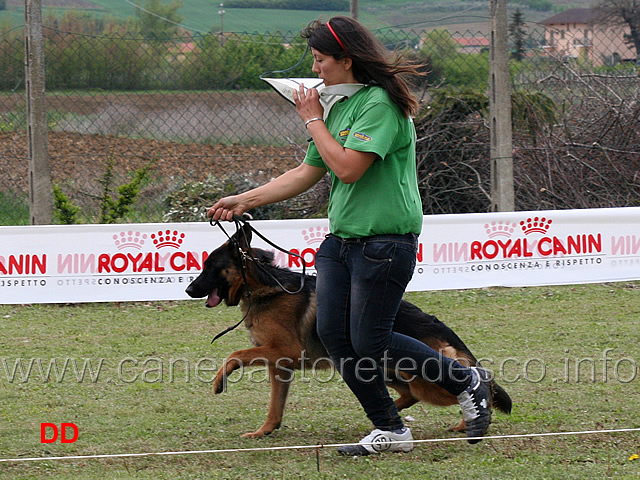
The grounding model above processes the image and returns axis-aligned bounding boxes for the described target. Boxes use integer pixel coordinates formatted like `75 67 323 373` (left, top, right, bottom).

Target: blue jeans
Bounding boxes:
315 233 471 431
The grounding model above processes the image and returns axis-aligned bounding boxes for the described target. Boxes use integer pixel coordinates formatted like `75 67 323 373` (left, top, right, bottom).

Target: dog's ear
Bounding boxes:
236 223 253 250
253 248 275 265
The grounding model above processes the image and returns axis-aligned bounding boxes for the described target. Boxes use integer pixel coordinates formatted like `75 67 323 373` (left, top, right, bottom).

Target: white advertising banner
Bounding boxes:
1 207 640 304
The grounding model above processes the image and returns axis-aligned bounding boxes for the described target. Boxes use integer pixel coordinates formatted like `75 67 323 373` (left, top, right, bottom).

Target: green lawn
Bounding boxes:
1 283 639 479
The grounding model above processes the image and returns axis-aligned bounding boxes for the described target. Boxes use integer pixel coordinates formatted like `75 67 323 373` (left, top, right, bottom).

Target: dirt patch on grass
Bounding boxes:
0 131 329 222
1 131 303 194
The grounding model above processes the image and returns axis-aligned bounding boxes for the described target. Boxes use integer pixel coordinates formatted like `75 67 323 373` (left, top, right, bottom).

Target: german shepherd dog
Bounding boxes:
186 223 512 438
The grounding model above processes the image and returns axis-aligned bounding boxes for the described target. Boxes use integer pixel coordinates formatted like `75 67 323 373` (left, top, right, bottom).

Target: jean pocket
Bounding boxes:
362 240 395 263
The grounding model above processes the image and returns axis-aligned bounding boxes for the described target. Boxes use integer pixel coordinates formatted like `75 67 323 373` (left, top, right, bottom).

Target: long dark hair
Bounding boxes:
300 16 422 117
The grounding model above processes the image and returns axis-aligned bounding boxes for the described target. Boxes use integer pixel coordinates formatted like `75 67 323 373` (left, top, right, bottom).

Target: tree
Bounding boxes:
420 29 459 60
134 0 184 40
508 8 527 61
98 160 153 224
595 0 640 63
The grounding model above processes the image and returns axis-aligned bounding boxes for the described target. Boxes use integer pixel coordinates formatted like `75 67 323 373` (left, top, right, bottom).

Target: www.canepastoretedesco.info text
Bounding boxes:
1 349 637 385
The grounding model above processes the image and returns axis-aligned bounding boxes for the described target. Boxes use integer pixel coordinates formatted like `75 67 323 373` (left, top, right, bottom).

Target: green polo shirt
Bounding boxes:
304 85 423 238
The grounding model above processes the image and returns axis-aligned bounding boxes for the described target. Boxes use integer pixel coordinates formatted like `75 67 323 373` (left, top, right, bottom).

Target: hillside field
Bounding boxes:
2 0 596 33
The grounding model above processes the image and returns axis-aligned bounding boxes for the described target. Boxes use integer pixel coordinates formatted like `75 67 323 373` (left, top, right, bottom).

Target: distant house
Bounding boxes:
455 37 490 54
541 8 635 65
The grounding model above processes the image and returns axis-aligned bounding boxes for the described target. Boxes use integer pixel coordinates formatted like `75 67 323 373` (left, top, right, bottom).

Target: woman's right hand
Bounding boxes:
206 195 247 222
205 163 326 222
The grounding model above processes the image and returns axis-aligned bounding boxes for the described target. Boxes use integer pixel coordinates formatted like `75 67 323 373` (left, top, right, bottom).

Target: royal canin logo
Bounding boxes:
113 231 147 250
484 221 518 238
150 230 185 249
78 229 203 273
301 226 329 246
1 228 207 276
520 217 553 235
434 216 601 263
113 230 185 250
271 225 426 269
271 226 329 268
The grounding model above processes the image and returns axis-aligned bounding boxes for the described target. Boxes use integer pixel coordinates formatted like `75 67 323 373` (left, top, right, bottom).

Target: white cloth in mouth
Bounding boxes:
262 77 366 119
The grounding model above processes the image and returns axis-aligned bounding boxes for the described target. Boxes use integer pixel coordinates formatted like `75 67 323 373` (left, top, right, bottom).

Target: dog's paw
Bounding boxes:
241 429 271 439
447 419 466 433
241 421 280 439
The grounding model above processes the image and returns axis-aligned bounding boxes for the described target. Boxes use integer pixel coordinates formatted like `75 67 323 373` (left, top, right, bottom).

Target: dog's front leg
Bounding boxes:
211 346 297 438
212 354 244 395
241 365 292 439
212 346 289 395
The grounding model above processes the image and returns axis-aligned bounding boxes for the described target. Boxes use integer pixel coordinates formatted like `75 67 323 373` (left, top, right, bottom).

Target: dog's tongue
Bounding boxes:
206 289 221 308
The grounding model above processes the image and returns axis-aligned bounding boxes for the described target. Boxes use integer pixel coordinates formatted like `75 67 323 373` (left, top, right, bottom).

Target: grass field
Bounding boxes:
1 0 595 34
1 282 639 479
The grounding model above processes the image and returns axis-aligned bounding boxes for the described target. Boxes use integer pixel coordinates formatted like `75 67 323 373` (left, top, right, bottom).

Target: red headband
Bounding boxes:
326 20 347 53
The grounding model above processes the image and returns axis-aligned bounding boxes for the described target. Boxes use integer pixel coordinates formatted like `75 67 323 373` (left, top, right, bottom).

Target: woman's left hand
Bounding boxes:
293 84 324 124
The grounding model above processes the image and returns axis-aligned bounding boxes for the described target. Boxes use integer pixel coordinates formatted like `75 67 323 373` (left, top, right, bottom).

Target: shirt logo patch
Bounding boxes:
339 129 350 139
353 131 372 142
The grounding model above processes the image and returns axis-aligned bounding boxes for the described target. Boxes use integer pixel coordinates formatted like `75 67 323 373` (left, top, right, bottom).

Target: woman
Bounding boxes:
208 16 491 455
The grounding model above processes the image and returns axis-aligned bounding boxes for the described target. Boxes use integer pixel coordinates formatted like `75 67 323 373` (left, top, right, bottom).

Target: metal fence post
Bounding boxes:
489 0 514 212
24 0 53 224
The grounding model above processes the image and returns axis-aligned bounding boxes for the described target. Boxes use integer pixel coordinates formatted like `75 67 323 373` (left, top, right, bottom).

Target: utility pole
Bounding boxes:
218 3 225 33
24 0 53 224
488 0 514 211
350 0 358 20
218 3 225 45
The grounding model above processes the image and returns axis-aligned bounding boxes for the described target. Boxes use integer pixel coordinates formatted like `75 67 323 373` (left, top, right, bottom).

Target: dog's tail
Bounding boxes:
490 381 513 414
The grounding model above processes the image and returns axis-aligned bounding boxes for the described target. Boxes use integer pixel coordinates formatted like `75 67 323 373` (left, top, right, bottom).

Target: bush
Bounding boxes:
419 30 489 89
53 184 80 224
415 81 640 214
99 160 153 223
163 173 328 222
0 37 24 90
415 86 559 214
17 27 491 92
0 189 28 226
415 87 491 214
181 35 311 90
45 32 156 90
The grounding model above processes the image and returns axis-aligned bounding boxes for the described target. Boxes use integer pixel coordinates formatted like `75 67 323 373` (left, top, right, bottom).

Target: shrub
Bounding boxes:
181 35 311 90
53 184 80 224
415 86 558 214
99 160 154 223
44 32 156 90
163 173 328 222
0 37 24 90
419 29 489 89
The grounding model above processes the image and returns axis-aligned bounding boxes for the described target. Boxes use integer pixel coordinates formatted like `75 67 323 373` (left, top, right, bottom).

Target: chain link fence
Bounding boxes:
0 23 638 225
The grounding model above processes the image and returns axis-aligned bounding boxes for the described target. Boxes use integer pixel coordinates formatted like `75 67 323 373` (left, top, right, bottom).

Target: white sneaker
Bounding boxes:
337 427 414 456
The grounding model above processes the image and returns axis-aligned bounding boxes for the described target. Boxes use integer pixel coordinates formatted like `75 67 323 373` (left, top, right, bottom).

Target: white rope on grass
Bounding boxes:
1 427 639 464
